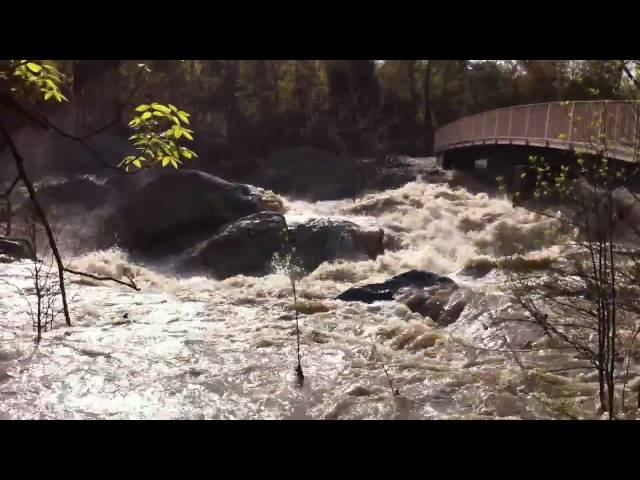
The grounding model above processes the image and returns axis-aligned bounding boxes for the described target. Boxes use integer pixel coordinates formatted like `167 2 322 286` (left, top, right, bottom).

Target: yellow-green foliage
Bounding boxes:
121 102 197 171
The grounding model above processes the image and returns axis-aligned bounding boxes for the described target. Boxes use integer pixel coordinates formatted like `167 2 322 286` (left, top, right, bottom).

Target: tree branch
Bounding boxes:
622 62 640 90
1 65 149 174
1 175 19 198
0 122 71 326
63 267 140 291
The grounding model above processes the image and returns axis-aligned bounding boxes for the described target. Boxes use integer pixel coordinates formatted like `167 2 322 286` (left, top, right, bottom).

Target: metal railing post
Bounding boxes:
568 102 575 143
544 103 551 140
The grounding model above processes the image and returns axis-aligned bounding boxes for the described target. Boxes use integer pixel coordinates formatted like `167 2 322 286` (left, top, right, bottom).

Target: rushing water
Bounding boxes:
1 171 639 419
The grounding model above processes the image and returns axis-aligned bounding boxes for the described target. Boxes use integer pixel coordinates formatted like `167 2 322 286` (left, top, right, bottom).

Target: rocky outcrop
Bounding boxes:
13 176 113 220
183 214 386 279
289 218 384 273
111 170 263 255
193 212 288 279
337 270 470 325
0 237 35 261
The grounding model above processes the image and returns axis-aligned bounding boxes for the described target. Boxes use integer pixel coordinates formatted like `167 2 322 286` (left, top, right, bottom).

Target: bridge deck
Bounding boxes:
434 100 640 163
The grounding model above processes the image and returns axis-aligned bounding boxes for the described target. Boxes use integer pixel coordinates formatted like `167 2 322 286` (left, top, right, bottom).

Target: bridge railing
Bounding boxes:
434 100 640 163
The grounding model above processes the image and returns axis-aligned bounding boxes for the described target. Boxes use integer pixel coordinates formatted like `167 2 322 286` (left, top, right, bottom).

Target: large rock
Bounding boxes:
395 284 472 326
194 212 288 279
14 176 113 220
183 214 385 279
111 170 263 254
0 237 35 261
290 218 384 272
337 270 469 325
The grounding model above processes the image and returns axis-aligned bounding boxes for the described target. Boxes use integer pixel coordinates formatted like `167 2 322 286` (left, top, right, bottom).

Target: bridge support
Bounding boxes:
437 145 577 198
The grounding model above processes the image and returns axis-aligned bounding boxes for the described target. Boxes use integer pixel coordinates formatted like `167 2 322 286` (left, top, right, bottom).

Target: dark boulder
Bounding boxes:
337 270 469 325
193 212 287 279
337 270 453 303
290 218 384 273
14 177 113 219
183 214 386 279
111 170 263 255
0 237 35 261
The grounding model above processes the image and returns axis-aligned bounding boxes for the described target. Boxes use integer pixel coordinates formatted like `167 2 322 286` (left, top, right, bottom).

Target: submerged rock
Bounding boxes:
185 214 385 279
337 270 470 325
193 211 288 279
289 218 384 273
0 237 34 261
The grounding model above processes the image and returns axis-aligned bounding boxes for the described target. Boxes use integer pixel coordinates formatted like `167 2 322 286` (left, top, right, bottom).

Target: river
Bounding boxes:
1 169 638 419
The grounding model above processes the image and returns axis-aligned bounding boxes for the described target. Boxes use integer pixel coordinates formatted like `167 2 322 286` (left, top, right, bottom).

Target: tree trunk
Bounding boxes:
423 61 435 155
0 125 71 326
224 60 239 153
407 60 418 152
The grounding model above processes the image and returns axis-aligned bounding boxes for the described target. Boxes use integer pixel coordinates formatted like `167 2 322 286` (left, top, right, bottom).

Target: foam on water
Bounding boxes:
1 175 638 419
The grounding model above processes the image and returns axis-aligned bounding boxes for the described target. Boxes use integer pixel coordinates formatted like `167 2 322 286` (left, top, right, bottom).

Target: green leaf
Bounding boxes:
181 148 193 159
141 111 153 121
162 157 171 167
174 127 183 139
168 104 178 112
152 104 172 114
133 159 142 169
136 104 151 112
182 130 193 141
177 111 190 124
44 91 53 101
171 158 179 169
153 111 165 117
27 62 42 73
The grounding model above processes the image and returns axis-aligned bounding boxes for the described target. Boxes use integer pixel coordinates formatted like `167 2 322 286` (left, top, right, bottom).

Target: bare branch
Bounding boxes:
0 122 71 326
63 267 140 291
1 176 19 198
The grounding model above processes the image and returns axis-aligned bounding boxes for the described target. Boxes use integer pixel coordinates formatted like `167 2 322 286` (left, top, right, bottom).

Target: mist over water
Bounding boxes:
1 170 638 419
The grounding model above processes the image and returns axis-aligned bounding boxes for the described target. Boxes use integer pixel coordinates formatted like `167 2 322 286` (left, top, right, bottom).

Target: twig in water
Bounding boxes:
369 336 399 396
621 324 640 412
291 270 304 387
502 332 527 370
63 267 140 291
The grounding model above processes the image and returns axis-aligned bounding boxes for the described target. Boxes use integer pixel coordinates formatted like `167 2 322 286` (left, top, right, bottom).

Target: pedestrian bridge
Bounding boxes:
434 100 640 166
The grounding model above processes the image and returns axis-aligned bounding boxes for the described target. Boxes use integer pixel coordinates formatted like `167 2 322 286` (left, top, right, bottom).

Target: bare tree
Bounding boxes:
494 98 640 419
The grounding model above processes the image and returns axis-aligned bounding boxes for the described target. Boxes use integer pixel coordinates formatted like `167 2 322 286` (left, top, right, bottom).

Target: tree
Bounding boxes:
497 93 640 419
0 60 197 327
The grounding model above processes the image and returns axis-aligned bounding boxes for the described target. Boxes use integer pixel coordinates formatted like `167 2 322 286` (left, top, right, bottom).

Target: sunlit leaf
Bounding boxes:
176 111 189 124
27 62 42 73
152 104 171 114
136 104 151 112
